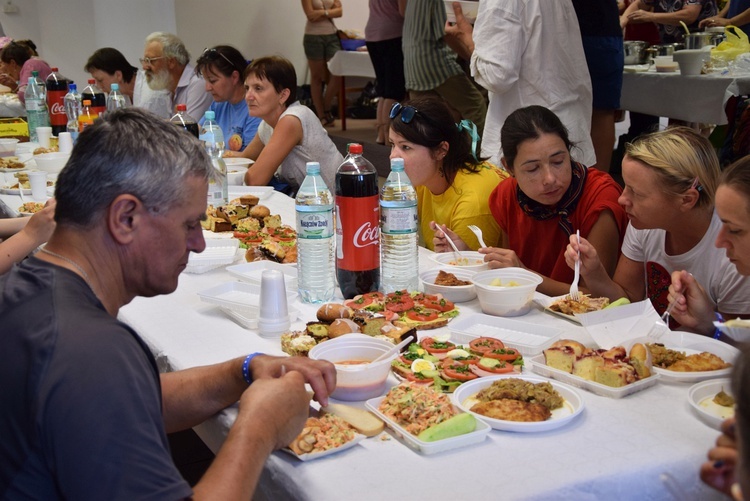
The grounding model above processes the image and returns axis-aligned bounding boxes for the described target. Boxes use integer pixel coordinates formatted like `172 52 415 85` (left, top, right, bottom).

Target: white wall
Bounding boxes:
0 0 367 89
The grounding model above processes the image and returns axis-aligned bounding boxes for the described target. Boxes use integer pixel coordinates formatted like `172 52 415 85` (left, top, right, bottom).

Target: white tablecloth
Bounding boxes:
621 68 750 124
327 50 376 79
5 187 723 501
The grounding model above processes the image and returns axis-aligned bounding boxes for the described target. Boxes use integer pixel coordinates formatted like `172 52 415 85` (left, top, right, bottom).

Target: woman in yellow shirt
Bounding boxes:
388 95 508 250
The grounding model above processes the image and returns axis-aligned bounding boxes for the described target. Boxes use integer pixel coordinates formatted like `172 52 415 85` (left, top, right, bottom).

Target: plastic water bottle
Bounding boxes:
31 70 45 100
106 83 128 111
64 82 81 142
24 76 50 143
170 104 199 138
296 161 336 303
380 157 418 293
200 110 228 205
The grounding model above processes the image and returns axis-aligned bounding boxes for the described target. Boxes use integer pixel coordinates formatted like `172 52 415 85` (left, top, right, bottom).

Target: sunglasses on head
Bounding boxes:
389 102 422 124
202 47 240 72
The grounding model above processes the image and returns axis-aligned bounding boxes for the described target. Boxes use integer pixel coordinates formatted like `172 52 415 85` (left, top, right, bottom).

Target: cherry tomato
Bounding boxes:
406 309 439 323
422 298 455 312
420 337 456 354
442 363 479 382
469 337 505 355
484 347 521 362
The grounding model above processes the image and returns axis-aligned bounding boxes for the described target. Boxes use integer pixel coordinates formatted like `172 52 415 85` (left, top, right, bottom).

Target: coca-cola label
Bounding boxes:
336 194 379 271
47 90 67 126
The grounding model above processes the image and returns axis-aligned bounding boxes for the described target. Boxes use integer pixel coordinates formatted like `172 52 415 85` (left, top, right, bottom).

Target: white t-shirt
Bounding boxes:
621 211 750 316
257 102 343 192
470 0 596 167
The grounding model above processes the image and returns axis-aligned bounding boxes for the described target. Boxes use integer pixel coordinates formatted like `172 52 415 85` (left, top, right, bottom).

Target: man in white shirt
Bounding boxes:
141 32 212 119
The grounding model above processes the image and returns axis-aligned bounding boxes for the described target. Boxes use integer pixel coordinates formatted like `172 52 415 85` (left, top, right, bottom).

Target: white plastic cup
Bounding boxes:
57 132 73 153
36 126 52 148
257 270 291 337
28 171 47 201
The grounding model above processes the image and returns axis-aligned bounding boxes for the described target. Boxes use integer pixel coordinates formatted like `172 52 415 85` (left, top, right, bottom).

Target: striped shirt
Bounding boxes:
402 0 464 91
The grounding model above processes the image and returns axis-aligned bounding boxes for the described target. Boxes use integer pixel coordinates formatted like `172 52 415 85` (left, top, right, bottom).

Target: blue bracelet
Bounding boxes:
713 312 724 340
242 352 264 384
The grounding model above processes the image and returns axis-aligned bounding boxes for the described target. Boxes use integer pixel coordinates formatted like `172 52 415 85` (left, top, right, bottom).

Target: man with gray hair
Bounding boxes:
141 31 212 118
0 108 336 498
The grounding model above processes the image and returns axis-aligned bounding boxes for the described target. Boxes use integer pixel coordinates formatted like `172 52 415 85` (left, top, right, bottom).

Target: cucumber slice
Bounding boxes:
417 413 476 442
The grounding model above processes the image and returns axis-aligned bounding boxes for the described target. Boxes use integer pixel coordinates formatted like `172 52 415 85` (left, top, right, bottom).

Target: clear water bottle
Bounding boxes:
64 82 81 142
24 76 50 143
200 110 228 205
31 70 45 101
106 83 128 111
296 161 336 303
380 157 418 293
170 104 199 138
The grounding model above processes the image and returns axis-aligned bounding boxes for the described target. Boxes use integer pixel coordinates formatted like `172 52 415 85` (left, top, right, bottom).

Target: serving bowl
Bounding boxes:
419 267 477 303
308 334 397 401
429 251 489 271
471 268 543 317
674 49 707 75
34 152 70 173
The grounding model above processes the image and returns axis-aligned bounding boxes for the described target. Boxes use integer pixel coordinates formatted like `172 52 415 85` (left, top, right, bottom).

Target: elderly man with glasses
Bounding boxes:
141 32 212 119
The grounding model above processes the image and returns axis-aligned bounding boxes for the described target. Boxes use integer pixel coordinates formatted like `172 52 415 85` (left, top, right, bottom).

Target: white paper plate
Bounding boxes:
365 395 490 454
643 331 738 383
688 379 734 430
228 185 274 200
226 261 298 289
714 319 750 343
197 281 298 316
452 375 584 432
281 433 365 461
448 313 562 357
528 354 659 398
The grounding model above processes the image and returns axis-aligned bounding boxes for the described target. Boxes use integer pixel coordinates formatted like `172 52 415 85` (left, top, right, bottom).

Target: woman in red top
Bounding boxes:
435 105 628 296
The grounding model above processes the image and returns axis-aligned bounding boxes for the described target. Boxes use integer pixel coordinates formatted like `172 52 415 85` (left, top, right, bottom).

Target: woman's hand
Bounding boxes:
700 16 730 28
564 234 601 277
430 221 469 252
627 9 654 23
667 270 716 336
479 247 524 269
700 417 739 498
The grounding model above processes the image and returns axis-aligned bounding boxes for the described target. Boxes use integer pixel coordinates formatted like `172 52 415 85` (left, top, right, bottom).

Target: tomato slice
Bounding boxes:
470 360 515 376
406 309 439 323
385 291 415 312
422 298 455 312
442 363 479 382
363 292 384 301
405 372 435 386
442 354 479 366
484 347 521 362
420 337 456 354
344 295 375 309
412 292 440 303
469 337 505 355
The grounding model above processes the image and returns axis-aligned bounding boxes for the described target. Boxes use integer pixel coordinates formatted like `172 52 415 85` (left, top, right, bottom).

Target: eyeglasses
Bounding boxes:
202 48 241 72
139 56 166 66
390 102 421 124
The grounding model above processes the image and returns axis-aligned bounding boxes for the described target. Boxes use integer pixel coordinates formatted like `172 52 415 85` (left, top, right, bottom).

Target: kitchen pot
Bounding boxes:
624 41 649 65
685 32 716 49
645 43 685 61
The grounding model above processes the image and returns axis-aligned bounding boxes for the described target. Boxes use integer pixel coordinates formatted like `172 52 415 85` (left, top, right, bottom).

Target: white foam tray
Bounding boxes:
197 281 297 316
185 238 239 274
228 185 274 200
448 313 563 357
226 261 298 289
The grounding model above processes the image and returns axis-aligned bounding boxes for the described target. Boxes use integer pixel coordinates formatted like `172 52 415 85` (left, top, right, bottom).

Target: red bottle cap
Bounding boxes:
88 79 95 84
348 143 363 154
176 104 187 112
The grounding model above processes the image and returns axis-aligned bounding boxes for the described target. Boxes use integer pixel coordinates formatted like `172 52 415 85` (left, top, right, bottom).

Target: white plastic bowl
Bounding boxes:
0 138 19 157
224 158 253 169
430 251 489 271
674 49 706 76
308 334 397 401
472 268 543 317
34 152 70 173
419 267 477 303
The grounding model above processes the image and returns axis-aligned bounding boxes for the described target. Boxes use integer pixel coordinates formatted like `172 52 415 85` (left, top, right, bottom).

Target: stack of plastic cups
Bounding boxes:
257 270 291 338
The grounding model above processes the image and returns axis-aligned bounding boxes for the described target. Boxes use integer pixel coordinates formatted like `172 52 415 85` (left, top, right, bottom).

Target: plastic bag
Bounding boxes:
712 26 750 63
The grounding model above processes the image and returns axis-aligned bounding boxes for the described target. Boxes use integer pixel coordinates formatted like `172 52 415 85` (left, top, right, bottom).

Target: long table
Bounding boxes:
620 67 750 124
2 188 726 500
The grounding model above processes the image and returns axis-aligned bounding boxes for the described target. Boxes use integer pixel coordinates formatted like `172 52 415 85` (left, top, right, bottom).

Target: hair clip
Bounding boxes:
690 177 703 192
456 119 479 162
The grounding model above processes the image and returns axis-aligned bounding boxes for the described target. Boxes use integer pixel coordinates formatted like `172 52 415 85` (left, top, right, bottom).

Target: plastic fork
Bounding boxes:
647 294 682 341
569 230 581 301
442 229 464 263
467 224 487 248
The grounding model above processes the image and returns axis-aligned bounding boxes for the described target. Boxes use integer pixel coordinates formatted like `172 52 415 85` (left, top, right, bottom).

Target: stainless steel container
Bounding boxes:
624 41 649 64
685 33 715 49
645 43 684 59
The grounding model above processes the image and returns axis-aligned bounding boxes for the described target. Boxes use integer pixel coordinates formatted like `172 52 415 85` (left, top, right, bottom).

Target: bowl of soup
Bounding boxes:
429 251 489 271
308 334 397 401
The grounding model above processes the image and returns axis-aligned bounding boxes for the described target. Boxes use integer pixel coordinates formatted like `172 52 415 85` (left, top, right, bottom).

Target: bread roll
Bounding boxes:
629 343 652 379
317 303 351 322
250 204 270 219
327 318 360 338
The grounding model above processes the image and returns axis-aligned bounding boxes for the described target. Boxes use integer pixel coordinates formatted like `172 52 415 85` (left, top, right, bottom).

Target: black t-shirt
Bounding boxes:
571 0 623 38
0 258 191 500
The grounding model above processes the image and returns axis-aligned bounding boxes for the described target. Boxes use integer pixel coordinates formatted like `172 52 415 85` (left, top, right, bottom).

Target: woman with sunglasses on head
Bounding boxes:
389 95 508 251
237 56 343 195
196 46 261 156
437 105 628 297
566 127 750 322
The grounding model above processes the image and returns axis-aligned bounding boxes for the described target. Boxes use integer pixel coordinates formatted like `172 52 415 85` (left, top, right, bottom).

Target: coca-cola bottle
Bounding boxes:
170 104 199 138
81 79 106 117
335 143 380 298
45 67 69 136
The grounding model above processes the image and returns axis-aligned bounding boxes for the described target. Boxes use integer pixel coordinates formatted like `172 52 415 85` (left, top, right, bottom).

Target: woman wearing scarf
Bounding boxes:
389 95 507 251
566 126 750 321
436 105 627 297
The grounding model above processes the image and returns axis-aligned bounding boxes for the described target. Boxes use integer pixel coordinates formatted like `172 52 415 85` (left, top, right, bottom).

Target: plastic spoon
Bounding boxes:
370 337 412 364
